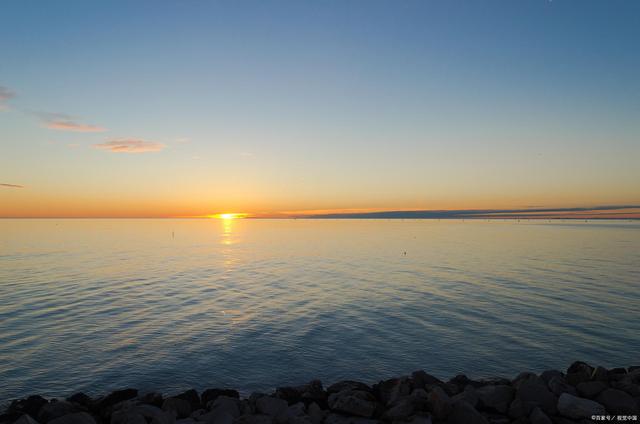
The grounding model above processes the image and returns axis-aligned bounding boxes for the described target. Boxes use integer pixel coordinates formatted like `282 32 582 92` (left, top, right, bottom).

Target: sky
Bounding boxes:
1 0 639 218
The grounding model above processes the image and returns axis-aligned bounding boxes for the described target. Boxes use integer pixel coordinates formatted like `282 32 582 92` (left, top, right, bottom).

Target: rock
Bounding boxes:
411 371 443 389
547 377 577 397
565 362 593 387
475 385 514 414
612 379 640 397
175 391 201 411
99 390 138 411
405 415 432 424
133 405 175 424
557 393 605 419
110 409 147 424
529 407 551 424
327 391 377 418
427 386 452 420
210 397 240 418
591 367 609 382
13 415 40 424
200 390 239 408
176 420 197 424
306 403 325 424
382 398 415 421
66 394 92 408
256 397 288 420
326 382 371 395
196 409 233 424
446 400 488 424
540 370 562 385
596 388 639 415
451 386 478 408
163 398 192 419
234 415 273 424
323 413 379 424
48 413 96 424
8 397 49 420
575 381 607 399
513 375 557 416
373 377 412 406
38 402 78 423
139 393 164 408
276 381 326 407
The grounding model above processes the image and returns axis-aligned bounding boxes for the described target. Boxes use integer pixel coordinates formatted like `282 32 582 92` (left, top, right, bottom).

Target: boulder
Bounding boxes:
547 377 577 397
427 387 452 420
8 397 49 421
234 415 273 424
591 367 609 382
513 375 557 415
48 413 96 424
306 403 325 424
557 393 605 420
475 385 514 414
133 405 175 424
565 362 593 387
38 402 79 423
66 395 92 408
323 413 379 424
175 391 201 411
162 399 191 419
411 371 443 389
326 382 371 395
612 379 640 397
327 391 377 418
451 386 478 409
255 397 288 420
13 415 40 424
374 377 412 406
540 370 562 385
209 397 240 418
381 398 415 421
575 381 607 399
139 393 164 408
446 400 488 424
596 388 639 415
200 390 239 408
98 390 138 411
529 407 551 424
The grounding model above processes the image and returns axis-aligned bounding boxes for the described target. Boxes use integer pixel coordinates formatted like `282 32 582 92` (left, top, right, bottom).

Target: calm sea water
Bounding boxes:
1 219 639 403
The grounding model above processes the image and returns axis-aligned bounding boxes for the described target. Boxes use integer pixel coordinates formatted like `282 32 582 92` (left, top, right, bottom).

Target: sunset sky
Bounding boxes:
1 0 639 218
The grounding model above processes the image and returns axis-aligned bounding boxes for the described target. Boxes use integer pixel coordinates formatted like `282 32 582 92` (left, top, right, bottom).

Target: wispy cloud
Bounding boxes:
94 138 165 153
38 112 106 132
0 86 16 111
1 183 24 188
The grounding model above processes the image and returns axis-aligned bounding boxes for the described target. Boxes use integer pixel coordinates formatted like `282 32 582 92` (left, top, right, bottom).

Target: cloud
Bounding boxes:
38 112 106 132
1 183 24 188
93 138 165 153
0 86 16 110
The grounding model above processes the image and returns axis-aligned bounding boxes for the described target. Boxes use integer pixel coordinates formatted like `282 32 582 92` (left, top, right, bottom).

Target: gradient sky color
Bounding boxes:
1 0 639 218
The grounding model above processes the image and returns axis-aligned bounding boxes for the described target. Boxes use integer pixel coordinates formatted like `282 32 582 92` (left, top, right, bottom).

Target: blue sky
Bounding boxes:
1 0 639 217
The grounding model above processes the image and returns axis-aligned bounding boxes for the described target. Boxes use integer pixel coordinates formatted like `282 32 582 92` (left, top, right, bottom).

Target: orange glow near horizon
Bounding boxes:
210 213 248 220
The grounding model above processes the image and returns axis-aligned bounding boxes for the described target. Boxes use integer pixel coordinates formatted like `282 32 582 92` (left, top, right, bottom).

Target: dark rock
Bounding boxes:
307 403 325 424
565 362 593 387
234 415 273 424
608 367 627 376
510 418 530 424
475 385 514 414
327 382 371 395
567 362 594 375
98 390 138 411
540 370 562 385
65 395 91 408
327 391 377 418
596 388 639 415
410 371 443 389
451 386 478 409
373 377 412 406
323 413 379 424
200 390 239 408
575 381 607 399
513 375 557 416
426 386 452 421
175 390 201 411
12 415 41 424
8 396 49 420
612 379 640 397
48 413 96 424
209 396 240 418
446 400 488 424
591 366 608 382
276 381 326 407
255 397 288 420
38 402 79 423
382 398 415 421
557 393 605 420
139 393 164 408
547 377 577 397
162 398 191 419
529 407 551 424
628 366 640 373
408 388 429 412
476 377 511 387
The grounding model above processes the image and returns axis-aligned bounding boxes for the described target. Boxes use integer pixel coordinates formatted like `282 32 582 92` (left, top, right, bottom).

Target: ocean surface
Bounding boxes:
1 219 639 403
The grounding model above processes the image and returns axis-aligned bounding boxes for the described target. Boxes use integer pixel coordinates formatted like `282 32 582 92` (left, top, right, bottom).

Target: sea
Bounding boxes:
1 219 639 403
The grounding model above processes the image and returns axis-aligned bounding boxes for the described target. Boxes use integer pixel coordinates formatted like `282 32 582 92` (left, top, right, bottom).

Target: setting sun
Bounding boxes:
212 213 247 220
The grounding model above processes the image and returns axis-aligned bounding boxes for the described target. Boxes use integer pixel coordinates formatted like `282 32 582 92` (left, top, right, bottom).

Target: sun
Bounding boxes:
211 213 247 220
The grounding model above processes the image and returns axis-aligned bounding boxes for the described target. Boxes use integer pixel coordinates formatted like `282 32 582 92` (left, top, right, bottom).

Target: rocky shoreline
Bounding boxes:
2 362 639 424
